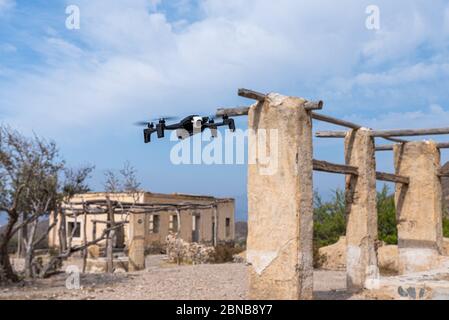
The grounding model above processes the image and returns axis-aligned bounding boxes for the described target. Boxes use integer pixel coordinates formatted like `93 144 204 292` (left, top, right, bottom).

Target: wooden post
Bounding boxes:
128 212 146 272
82 202 87 273
106 196 115 273
213 205 218 247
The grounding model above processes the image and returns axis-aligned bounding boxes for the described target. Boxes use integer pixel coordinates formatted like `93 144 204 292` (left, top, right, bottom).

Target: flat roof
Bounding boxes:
72 191 234 202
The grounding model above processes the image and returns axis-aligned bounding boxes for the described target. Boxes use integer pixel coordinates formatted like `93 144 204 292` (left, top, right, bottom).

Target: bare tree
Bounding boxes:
0 126 35 282
104 170 121 193
0 128 61 280
120 161 141 194
0 125 96 281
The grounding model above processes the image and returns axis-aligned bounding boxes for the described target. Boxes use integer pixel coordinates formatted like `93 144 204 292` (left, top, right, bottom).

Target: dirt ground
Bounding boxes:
0 255 364 300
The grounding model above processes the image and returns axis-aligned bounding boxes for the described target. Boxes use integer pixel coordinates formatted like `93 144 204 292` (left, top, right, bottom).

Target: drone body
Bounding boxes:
140 115 236 143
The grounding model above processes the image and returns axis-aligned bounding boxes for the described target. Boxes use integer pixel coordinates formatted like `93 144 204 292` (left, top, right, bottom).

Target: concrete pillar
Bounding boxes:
394 141 443 274
128 212 146 271
247 93 314 300
344 129 379 291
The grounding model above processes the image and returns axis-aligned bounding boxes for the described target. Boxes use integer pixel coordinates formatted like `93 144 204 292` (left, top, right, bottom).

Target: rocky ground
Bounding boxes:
0 255 369 300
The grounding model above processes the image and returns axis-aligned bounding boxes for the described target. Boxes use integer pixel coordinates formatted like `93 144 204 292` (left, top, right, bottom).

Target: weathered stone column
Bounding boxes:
128 213 146 271
247 93 314 300
344 129 378 291
394 141 443 274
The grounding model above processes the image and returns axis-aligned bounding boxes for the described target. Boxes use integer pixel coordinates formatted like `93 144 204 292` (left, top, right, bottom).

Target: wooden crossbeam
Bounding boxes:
238 88 267 102
237 88 323 110
438 168 449 177
375 145 395 151
315 131 347 138
376 142 449 152
371 127 449 138
216 106 250 117
305 101 324 111
317 127 449 139
383 137 409 143
376 172 409 184
313 159 358 175
216 102 323 118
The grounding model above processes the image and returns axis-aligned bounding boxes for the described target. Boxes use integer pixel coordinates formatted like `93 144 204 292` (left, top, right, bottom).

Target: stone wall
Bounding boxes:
166 234 215 265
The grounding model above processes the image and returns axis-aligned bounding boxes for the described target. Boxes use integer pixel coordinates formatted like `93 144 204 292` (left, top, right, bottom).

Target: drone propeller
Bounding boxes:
134 121 153 127
134 116 178 127
150 116 178 122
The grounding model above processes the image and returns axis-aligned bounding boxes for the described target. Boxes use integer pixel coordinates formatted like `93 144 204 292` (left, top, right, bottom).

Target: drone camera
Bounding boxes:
143 129 151 143
192 116 203 130
156 124 165 139
176 128 189 140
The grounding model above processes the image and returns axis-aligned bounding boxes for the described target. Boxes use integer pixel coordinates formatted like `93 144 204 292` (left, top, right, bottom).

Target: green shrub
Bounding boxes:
313 190 346 249
377 186 398 245
443 217 449 238
313 185 399 258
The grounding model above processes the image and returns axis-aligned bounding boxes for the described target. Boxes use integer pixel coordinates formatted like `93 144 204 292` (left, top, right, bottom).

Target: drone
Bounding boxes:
135 115 236 143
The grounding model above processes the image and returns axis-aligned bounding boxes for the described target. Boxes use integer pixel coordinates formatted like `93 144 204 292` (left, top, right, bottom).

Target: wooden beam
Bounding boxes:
311 113 361 129
317 127 449 139
435 142 449 149
376 142 449 152
238 88 267 102
313 159 358 176
383 137 409 143
305 101 324 111
438 171 449 178
371 127 449 138
437 166 449 177
216 101 324 118
376 171 409 184
375 145 395 151
315 131 347 138
216 106 250 117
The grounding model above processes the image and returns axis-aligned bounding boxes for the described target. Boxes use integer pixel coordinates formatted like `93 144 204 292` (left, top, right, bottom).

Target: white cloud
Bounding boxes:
0 43 16 53
345 104 449 132
1 0 449 140
0 0 13 13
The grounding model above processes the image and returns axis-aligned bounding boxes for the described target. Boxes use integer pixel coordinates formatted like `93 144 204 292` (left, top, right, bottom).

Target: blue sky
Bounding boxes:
1 0 449 223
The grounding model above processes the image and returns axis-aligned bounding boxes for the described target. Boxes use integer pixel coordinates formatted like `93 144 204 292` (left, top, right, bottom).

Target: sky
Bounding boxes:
1 0 449 222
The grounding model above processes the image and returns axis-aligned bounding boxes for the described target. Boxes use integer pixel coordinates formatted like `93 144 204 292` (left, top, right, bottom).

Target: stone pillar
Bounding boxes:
128 212 146 271
247 93 314 300
394 141 443 274
344 129 378 291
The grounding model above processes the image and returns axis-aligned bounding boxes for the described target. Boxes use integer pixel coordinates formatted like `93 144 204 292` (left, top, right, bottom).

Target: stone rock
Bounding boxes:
378 245 399 273
318 237 449 273
166 233 215 265
318 237 408 274
88 245 101 258
318 237 346 271
233 250 247 263
86 257 129 273
114 268 127 274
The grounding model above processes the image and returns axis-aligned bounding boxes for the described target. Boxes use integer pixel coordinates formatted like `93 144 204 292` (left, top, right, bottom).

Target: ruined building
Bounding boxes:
48 192 235 252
